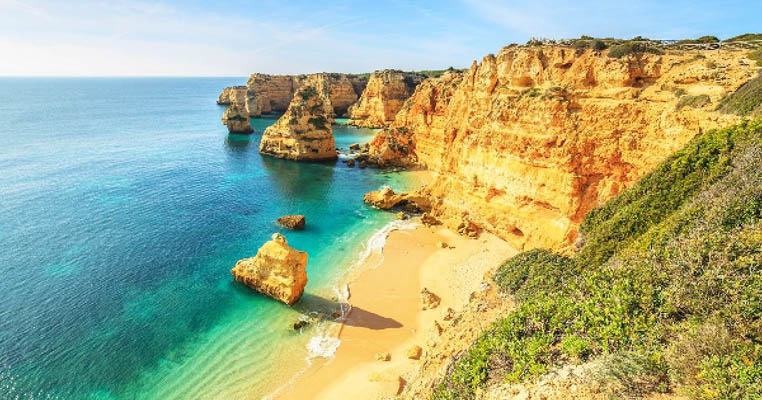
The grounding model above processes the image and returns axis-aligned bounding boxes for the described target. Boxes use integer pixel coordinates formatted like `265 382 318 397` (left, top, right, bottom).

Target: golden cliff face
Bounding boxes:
220 86 252 133
370 46 758 251
243 73 368 117
348 70 425 128
259 85 338 161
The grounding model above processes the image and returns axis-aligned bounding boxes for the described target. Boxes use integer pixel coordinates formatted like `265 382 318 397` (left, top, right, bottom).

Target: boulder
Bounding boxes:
231 233 308 305
406 345 423 360
277 215 306 230
375 352 391 361
346 158 355 167
421 213 441 226
221 104 253 134
363 187 431 211
420 287 441 310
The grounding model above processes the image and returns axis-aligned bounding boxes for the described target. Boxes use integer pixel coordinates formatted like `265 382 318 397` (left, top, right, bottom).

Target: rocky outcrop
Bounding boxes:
348 70 425 128
259 86 338 161
220 86 253 133
217 85 247 105
243 73 368 117
277 215 306 230
230 233 308 305
367 47 758 251
362 187 430 212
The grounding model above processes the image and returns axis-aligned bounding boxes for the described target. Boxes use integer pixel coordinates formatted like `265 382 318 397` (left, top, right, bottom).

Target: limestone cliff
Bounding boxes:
348 70 425 128
220 87 253 133
217 85 247 105
259 85 338 161
369 46 759 251
242 73 368 117
231 233 308 305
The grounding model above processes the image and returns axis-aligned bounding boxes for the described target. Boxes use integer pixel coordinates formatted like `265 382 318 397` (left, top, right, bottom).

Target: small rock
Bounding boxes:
443 307 456 321
397 212 408 220
331 311 342 319
421 213 441 226
437 241 448 249
421 287 441 310
406 345 423 360
349 143 361 151
433 320 443 335
276 215 306 230
359 160 368 169
293 319 309 330
376 352 391 361
346 158 355 167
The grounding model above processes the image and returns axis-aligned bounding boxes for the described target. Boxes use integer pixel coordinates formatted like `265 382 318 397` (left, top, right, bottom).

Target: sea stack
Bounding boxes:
259 85 338 161
231 233 308 305
220 86 253 134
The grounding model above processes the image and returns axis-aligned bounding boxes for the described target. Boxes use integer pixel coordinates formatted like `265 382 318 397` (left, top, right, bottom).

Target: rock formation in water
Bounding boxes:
277 215 306 230
259 85 338 161
367 46 758 251
348 70 426 128
230 233 308 305
233 73 368 118
220 85 253 133
217 85 247 105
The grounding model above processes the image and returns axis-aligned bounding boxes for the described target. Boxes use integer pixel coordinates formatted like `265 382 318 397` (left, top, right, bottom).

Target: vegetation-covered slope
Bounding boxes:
435 118 762 399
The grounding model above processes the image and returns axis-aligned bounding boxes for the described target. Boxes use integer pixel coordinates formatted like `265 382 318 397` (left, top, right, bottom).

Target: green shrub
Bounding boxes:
716 74 762 117
434 119 762 399
676 94 711 110
677 35 720 44
307 116 328 130
748 49 762 67
726 33 762 42
298 86 318 101
608 42 664 58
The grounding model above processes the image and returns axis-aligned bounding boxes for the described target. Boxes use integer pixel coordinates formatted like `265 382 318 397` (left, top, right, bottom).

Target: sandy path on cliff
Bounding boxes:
276 222 517 399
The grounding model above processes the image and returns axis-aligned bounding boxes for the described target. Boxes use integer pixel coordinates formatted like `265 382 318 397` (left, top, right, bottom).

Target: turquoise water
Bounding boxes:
0 78 418 399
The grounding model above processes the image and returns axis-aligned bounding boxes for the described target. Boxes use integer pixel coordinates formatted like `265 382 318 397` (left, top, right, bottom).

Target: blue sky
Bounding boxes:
0 0 759 76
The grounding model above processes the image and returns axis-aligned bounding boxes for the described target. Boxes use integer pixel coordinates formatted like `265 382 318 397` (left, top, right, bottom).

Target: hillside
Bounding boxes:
428 118 762 399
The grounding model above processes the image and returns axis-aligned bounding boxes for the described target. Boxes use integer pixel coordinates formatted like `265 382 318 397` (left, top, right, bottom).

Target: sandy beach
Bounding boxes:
276 220 517 399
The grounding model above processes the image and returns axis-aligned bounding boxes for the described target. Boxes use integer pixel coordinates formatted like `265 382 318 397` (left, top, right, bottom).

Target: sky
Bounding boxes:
0 0 760 76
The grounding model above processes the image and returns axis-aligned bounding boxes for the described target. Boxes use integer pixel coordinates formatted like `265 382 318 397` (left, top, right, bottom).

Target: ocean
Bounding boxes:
0 78 420 399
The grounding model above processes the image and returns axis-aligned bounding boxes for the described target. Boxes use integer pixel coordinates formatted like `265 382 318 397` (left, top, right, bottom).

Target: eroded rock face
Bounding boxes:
277 215 306 230
217 85 247 105
368 47 758 252
231 233 308 305
244 73 368 117
259 86 338 161
220 86 253 133
348 70 425 128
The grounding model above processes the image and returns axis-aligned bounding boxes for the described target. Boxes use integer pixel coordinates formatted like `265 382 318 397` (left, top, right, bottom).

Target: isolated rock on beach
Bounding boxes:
277 215 306 230
231 233 308 305
363 187 431 211
406 345 423 360
421 287 441 310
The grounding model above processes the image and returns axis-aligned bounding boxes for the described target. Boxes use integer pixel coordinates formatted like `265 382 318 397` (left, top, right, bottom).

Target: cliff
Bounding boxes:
217 85 247 105
369 46 759 251
259 85 338 161
348 70 425 128
231 233 308 305
241 73 368 117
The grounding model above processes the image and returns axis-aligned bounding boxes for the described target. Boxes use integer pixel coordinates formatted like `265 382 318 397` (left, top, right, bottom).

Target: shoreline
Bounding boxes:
275 219 518 399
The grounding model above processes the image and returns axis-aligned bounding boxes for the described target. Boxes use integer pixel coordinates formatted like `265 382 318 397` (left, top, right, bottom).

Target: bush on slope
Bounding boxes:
435 119 762 399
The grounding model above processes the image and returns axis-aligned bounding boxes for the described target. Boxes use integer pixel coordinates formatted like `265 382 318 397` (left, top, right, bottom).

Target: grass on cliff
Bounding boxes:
716 73 762 117
434 118 762 400
607 41 664 58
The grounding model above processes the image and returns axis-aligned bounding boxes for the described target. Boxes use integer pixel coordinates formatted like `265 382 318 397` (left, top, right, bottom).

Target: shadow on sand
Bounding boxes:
293 293 402 330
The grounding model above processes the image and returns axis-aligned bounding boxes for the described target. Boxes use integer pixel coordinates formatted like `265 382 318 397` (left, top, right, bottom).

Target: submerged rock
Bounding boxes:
277 215 306 230
231 233 308 305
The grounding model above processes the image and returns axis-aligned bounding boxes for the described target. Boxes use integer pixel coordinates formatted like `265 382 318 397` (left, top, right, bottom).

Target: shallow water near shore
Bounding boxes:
0 78 421 398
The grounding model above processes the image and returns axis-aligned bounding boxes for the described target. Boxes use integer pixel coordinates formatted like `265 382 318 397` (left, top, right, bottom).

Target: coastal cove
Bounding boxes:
0 78 425 398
